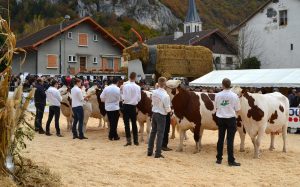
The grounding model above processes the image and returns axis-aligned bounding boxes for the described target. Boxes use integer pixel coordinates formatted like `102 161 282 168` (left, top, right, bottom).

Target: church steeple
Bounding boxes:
184 0 202 33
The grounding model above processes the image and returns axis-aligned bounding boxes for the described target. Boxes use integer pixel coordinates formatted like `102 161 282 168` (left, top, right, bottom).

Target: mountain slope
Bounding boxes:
3 0 268 43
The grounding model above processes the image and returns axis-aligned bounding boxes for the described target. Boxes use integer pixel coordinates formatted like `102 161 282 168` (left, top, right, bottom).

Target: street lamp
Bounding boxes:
59 15 70 75
188 35 200 45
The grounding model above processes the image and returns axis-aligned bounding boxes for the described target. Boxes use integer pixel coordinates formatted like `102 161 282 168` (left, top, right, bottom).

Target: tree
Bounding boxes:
237 25 263 66
240 57 261 69
22 15 45 37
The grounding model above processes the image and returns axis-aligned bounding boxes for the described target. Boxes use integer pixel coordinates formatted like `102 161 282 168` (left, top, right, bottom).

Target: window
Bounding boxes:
107 58 114 69
279 10 288 26
226 57 233 65
186 26 190 33
93 57 98 64
68 32 72 39
215 57 220 64
78 33 88 46
93 34 98 41
68 55 77 63
47 54 58 68
291 44 294 51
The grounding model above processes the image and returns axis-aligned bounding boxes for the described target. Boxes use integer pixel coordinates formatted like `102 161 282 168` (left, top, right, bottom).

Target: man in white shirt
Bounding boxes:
100 77 121 141
215 78 241 166
147 77 171 158
71 78 88 140
45 80 63 137
122 72 141 146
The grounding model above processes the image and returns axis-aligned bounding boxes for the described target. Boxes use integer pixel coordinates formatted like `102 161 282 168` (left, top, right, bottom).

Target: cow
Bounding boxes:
165 80 246 153
136 90 152 143
232 86 288 158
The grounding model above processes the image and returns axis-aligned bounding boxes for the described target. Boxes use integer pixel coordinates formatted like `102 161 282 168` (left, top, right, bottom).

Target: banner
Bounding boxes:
289 107 299 130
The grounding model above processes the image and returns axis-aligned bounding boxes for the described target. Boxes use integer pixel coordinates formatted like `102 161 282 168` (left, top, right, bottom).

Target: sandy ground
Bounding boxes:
23 113 300 187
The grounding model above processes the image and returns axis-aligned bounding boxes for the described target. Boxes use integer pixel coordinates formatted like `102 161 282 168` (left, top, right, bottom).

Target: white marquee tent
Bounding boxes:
189 69 300 88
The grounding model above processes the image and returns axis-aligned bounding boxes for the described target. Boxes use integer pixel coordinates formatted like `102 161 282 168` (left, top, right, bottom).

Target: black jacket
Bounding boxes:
34 83 46 106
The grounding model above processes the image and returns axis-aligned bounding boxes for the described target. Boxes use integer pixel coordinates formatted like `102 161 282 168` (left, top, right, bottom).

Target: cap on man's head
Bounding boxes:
296 88 300 93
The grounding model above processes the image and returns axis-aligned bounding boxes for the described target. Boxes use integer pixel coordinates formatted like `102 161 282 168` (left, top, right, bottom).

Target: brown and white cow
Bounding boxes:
165 80 246 153
232 86 288 158
136 90 152 143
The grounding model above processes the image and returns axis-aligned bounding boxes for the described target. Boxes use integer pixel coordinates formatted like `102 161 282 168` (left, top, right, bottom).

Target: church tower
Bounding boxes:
184 0 202 33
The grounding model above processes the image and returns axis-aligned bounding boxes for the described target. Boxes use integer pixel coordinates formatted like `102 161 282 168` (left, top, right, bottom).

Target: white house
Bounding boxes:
230 0 300 68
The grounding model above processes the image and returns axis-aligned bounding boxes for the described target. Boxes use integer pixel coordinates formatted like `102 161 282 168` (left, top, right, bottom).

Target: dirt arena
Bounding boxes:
23 114 300 187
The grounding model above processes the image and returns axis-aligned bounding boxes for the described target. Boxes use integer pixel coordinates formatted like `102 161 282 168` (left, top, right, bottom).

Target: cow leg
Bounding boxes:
176 130 185 152
184 131 188 140
197 128 204 152
139 121 145 143
250 136 258 158
282 125 287 153
237 127 246 152
269 134 275 151
254 129 264 158
170 123 176 139
98 118 102 128
145 118 151 144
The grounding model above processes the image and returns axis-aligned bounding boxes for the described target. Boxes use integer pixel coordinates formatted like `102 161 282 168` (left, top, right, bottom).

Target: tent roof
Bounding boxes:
189 69 300 88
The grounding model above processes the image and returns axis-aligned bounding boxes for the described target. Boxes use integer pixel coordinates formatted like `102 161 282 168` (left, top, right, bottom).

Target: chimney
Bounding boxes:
174 28 183 40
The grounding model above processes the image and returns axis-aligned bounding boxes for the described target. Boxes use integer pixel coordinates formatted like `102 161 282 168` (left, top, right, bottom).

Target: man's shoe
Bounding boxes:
124 142 132 146
162 147 172 151
34 128 39 132
114 137 120 141
154 155 164 158
134 142 139 146
147 153 153 157
39 130 45 134
45 132 52 136
56 134 63 137
79 136 88 140
216 160 222 164
109 137 113 141
228 162 241 167
73 135 79 139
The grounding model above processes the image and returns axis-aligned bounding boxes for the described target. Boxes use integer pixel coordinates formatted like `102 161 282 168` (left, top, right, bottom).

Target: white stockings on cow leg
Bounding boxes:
237 127 246 152
282 125 287 153
253 129 264 158
194 128 204 153
170 123 176 139
139 122 145 143
176 130 185 152
269 134 275 151
184 131 188 140
98 118 103 128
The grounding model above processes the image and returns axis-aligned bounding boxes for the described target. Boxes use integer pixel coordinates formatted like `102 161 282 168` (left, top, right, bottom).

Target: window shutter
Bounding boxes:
114 58 119 72
79 33 88 46
47 55 57 68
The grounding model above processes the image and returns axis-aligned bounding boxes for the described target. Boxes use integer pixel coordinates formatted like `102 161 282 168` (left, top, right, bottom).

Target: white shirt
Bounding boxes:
100 84 121 111
46 86 62 106
122 81 141 105
215 89 240 118
71 85 84 108
152 88 171 115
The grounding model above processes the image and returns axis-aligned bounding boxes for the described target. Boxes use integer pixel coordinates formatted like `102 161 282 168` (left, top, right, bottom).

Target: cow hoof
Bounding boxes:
170 136 175 139
283 149 287 153
240 149 245 152
176 148 183 152
269 147 275 151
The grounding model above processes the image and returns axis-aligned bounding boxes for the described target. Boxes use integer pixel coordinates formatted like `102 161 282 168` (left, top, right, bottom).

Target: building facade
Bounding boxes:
230 0 300 68
13 17 125 76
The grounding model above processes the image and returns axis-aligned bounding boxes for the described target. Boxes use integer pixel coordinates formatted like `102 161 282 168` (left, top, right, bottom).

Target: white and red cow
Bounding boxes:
232 86 288 158
136 90 152 143
166 80 246 153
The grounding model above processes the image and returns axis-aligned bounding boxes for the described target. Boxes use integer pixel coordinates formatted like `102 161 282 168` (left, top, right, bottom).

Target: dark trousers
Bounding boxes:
35 104 45 131
107 110 120 139
162 113 171 148
72 106 84 138
123 104 138 143
216 117 237 163
45 106 61 135
148 113 166 156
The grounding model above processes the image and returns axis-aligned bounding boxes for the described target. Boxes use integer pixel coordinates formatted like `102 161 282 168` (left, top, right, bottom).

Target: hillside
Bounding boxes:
1 0 268 44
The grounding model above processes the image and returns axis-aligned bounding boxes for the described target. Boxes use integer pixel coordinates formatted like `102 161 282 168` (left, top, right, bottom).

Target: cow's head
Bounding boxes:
59 85 69 96
231 86 243 97
166 80 182 100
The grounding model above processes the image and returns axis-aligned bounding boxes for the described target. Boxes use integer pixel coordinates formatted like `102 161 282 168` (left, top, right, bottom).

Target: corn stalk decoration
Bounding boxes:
0 16 30 176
